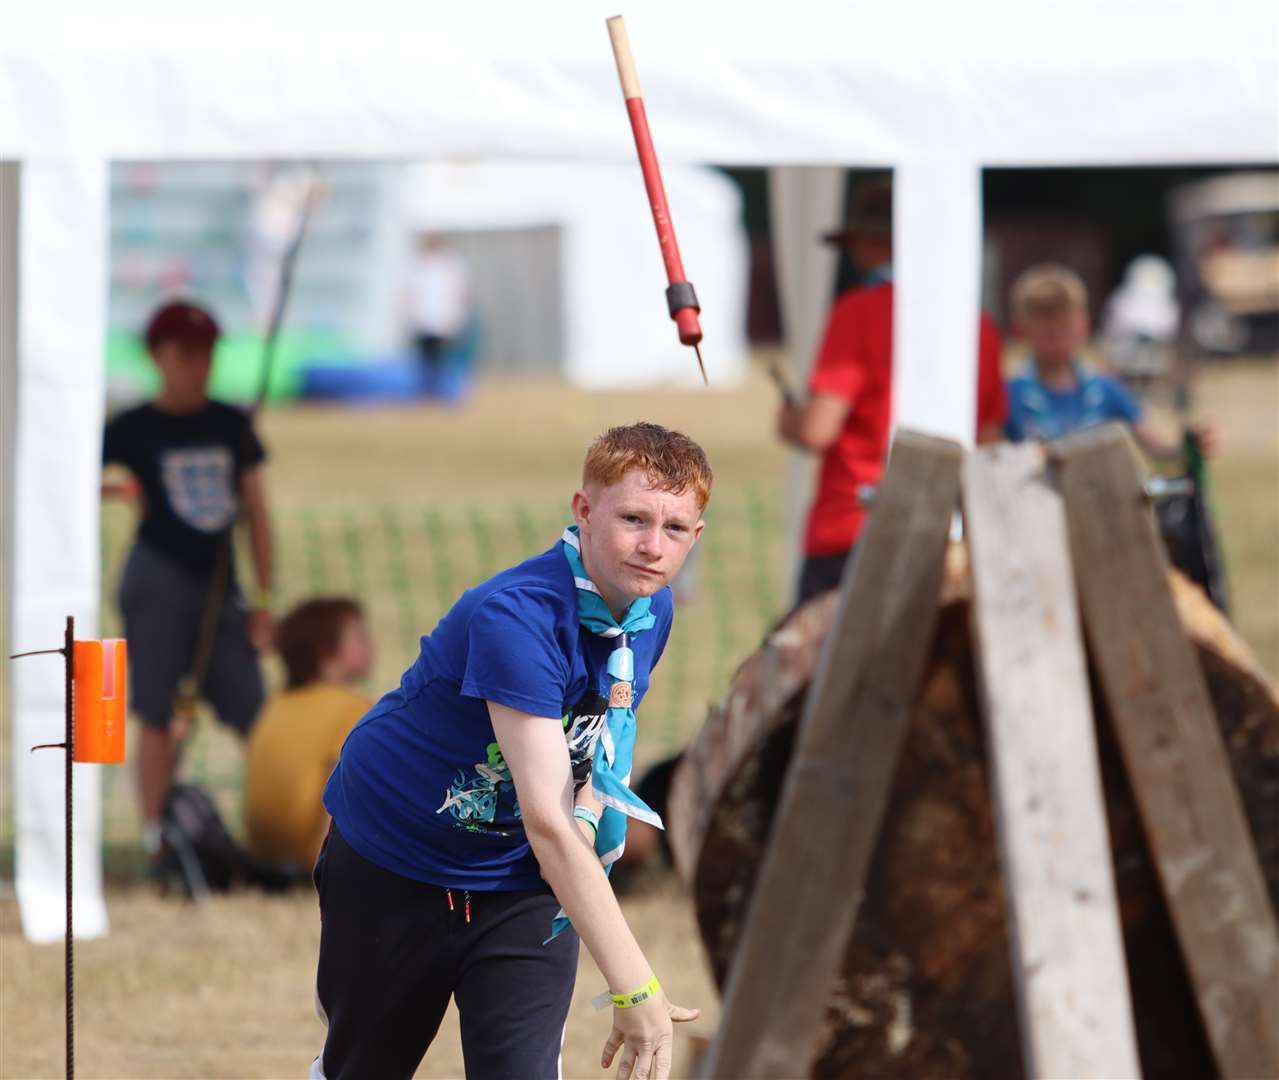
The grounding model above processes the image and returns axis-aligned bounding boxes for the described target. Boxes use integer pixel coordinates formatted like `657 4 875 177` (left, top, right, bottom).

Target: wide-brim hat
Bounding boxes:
821 179 893 246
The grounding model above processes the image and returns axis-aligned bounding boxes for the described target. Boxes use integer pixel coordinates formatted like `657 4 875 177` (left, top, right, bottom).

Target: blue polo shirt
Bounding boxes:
1005 360 1142 443
323 543 673 890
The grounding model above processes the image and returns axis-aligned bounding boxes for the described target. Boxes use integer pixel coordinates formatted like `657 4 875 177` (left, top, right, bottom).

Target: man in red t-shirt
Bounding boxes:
778 179 1008 604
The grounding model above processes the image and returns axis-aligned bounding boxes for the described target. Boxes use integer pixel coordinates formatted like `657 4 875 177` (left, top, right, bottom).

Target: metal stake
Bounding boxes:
15 614 75 1079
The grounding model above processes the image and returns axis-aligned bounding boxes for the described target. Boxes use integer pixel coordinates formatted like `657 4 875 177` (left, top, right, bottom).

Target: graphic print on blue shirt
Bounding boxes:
323 543 672 890
1005 361 1142 443
437 738 519 834
436 690 608 836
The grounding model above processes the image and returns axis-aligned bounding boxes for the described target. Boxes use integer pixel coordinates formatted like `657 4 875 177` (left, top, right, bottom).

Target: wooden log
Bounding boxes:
700 431 963 1080
964 443 1140 1078
1055 423 1279 1080
669 550 1278 1078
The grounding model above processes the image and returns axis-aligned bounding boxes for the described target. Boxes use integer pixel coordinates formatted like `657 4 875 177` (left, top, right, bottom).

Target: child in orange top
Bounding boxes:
245 598 374 869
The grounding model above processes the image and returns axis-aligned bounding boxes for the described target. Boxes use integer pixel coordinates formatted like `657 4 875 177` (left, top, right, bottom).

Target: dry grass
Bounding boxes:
249 356 1276 673
81 369 792 847
2 357 1275 1078
1187 360 1279 672
0 875 721 1080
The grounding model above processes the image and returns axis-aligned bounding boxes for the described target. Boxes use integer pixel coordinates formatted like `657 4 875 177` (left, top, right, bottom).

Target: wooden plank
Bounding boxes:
701 430 963 1080
1055 423 1279 1080
964 442 1142 1079
666 590 837 885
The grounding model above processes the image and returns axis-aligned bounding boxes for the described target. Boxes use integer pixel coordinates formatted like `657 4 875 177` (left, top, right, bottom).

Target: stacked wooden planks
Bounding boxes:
670 555 1277 1079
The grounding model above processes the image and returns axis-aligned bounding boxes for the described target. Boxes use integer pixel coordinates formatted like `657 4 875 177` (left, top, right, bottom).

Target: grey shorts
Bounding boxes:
118 541 264 734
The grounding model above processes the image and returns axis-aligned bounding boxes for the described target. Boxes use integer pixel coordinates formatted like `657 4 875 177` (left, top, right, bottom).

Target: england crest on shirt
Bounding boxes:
160 446 236 532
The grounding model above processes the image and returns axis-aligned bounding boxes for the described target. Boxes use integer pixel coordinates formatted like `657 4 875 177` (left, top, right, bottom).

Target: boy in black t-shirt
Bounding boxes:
103 300 275 859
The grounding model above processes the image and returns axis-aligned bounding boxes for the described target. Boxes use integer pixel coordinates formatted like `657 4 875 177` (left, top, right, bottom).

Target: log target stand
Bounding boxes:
669 424 1278 1080
12 618 127 1080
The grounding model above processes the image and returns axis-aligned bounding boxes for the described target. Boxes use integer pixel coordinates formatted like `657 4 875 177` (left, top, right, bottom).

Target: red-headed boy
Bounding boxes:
314 423 705 1080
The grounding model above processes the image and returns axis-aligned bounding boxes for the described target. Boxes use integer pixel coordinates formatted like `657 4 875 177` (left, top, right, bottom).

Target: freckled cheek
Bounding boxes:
617 539 642 570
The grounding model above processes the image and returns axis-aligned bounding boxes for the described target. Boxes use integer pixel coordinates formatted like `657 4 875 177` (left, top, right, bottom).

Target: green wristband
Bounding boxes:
573 806 599 839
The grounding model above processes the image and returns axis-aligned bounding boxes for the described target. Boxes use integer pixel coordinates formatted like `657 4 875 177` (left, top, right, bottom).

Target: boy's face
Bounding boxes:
151 340 213 403
330 616 375 684
571 469 705 612
847 236 892 275
1019 309 1089 369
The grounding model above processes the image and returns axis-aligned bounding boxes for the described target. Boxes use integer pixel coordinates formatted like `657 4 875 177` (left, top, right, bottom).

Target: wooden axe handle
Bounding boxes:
606 15 642 99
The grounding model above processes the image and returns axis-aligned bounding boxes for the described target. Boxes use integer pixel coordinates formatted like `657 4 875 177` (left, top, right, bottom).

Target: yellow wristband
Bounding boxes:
252 587 273 610
598 976 661 1010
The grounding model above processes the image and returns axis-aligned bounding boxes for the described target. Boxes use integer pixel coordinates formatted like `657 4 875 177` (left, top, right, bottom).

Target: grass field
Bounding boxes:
2 357 1275 1078
84 367 793 847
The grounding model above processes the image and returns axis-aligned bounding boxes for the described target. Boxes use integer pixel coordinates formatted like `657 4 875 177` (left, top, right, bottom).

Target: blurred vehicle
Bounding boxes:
1169 171 1279 356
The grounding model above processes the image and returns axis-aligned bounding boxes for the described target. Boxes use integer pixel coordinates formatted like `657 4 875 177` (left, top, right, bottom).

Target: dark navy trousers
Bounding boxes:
313 825 579 1080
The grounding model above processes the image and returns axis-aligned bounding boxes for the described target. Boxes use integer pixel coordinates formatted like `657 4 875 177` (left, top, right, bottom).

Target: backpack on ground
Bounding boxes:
159 782 298 898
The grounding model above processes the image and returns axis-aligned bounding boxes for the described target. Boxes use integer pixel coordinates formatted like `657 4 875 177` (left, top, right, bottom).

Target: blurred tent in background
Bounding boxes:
105 159 747 405
400 161 747 387
2 0 1276 942
105 162 399 404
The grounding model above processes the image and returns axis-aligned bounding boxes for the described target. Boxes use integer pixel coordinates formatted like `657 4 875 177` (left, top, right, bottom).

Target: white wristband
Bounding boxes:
573 806 600 837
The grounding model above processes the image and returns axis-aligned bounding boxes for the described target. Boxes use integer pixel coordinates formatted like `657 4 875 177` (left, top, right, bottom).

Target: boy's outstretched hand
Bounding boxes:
601 992 700 1080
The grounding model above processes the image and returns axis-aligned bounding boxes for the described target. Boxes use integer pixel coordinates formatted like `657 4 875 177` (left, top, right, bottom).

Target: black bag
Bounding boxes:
160 782 296 898
1155 431 1229 615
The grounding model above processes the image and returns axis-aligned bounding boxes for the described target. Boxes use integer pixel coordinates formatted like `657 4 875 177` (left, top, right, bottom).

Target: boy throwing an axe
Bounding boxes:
312 423 707 1080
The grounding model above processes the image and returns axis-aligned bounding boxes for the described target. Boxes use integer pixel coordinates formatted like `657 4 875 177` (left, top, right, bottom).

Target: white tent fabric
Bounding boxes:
767 168 844 582
4 2 1276 164
400 160 748 388
11 158 111 943
3 0 1276 941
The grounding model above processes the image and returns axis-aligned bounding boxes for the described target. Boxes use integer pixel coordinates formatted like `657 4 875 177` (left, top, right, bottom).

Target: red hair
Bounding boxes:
582 422 713 510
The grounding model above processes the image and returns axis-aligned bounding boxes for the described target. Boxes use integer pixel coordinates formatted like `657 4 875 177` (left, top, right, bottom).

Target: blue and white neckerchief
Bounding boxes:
548 526 662 941
864 262 893 287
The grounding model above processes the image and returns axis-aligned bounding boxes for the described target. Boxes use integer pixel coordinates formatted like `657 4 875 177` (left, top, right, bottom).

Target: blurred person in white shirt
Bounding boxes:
1099 255 1180 389
404 234 470 383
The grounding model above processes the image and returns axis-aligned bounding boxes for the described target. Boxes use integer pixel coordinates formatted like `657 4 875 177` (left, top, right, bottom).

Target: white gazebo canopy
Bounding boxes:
4 0 1276 942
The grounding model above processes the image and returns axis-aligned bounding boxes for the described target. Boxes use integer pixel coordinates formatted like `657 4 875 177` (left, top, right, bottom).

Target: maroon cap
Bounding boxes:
144 300 221 352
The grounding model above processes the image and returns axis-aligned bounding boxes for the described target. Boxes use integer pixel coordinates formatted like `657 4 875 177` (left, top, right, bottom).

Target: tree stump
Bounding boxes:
667 555 1278 1079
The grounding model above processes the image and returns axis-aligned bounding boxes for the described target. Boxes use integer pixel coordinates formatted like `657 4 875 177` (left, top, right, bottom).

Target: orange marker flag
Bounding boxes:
73 639 127 764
